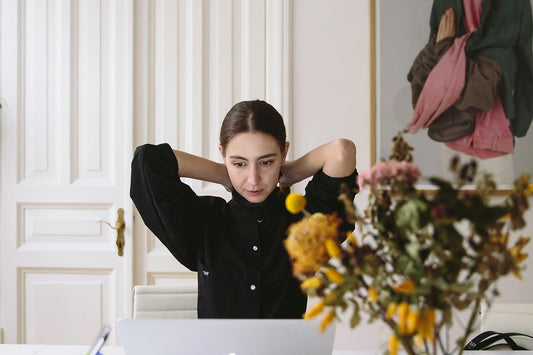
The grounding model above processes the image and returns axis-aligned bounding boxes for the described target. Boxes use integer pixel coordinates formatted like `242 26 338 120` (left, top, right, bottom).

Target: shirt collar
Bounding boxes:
231 187 282 209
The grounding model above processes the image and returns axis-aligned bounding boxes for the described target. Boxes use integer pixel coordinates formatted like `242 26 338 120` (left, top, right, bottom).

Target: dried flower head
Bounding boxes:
357 161 421 189
389 130 414 162
284 213 342 276
285 193 307 214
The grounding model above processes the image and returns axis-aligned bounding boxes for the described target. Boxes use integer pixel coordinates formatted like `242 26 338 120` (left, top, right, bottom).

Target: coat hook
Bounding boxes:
97 208 125 256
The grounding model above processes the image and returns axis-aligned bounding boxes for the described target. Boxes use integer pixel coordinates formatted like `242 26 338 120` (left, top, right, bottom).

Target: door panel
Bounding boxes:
0 0 133 345
133 0 293 287
22 269 112 344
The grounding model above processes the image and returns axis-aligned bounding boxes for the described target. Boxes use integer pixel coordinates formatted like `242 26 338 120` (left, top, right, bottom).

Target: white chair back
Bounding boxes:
133 283 198 319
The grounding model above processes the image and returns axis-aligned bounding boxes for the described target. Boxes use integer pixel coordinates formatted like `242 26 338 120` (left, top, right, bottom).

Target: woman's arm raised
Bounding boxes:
173 150 232 190
279 138 357 187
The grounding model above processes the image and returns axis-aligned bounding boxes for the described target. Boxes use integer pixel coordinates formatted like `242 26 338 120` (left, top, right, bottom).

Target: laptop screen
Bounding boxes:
117 318 336 355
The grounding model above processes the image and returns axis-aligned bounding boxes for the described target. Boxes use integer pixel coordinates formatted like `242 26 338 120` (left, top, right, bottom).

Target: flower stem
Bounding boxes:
383 318 417 355
399 336 417 355
456 296 482 355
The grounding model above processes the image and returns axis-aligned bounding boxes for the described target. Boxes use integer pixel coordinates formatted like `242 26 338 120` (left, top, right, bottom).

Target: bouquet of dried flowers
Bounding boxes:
284 132 532 355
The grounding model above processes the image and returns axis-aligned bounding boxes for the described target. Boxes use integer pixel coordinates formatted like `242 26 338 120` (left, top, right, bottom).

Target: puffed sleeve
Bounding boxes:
304 168 359 232
130 143 200 271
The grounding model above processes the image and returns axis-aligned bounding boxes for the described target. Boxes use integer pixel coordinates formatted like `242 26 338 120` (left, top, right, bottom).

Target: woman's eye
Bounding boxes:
233 162 245 167
260 160 273 166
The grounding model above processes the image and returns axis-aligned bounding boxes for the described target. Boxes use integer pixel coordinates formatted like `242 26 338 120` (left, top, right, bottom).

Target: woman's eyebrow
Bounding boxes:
229 153 277 161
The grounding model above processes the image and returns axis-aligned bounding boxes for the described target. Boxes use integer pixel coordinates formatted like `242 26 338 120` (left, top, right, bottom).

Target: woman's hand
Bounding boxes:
218 163 233 192
279 160 298 188
436 8 456 43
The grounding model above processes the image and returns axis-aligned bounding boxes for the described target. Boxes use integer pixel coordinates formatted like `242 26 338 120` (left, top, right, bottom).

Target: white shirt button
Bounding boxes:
250 284 256 291
257 218 263 223
252 245 258 251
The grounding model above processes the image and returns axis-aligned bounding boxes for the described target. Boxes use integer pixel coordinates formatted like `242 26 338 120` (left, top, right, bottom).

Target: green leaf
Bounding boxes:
429 177 455 192
396 199 427 232
405 242 421 261
449 281 473 293
350 309 362 328
433 277 449 291
443 307 453 326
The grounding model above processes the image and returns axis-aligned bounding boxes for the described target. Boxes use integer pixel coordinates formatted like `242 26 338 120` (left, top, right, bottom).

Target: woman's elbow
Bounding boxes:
335 138 356 162
328 138 357 176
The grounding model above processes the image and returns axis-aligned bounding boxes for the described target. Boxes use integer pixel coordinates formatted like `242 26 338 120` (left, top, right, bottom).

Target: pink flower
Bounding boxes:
359 161 421 188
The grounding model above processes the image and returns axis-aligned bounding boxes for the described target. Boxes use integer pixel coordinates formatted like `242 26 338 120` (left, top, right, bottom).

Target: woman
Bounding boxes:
130 100 358 319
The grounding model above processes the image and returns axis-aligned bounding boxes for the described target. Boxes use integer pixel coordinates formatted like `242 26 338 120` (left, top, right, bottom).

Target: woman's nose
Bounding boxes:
248 165 260 185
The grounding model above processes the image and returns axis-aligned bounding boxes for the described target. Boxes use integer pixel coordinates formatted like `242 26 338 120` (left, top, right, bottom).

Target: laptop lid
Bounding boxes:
117 318 336 355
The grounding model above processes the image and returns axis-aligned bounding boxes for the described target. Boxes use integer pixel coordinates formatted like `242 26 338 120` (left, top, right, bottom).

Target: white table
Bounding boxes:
0 344 124 355
0 345 530 355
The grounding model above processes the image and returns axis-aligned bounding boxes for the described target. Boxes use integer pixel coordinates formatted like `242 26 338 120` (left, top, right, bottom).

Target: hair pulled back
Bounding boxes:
219 100 286 155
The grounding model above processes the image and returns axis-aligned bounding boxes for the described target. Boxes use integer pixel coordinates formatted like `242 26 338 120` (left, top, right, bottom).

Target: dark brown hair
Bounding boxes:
219 100 287 155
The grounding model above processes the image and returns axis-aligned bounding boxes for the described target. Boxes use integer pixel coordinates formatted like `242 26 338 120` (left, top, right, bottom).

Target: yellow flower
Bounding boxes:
284 213 342 275
397 302 410 335
512 270 523 280
368 287 378 303
346 231 357 246
319 311 336 333
324 268 344 284
386 302 398 319
388 334 399 355
415 334 424 347
501 232 510 246
510 237 529 278
525 183 533 196
285 193 307 214
510 236 530 278
417 309 435 343
324 291 337 303
325 239 342 258
406 309 420 334
393 279 416 294
303 301 324 320
300 276 321 290
510 236 530 262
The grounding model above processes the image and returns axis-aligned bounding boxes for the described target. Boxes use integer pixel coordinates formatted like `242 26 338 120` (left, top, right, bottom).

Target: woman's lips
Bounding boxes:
247 189 264 196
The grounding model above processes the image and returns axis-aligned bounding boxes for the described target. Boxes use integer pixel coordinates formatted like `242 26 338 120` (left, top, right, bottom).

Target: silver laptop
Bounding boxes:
117 318 336 355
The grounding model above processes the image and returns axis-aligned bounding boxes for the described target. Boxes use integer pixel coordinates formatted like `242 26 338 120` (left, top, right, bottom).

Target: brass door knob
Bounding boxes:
98 208 126 256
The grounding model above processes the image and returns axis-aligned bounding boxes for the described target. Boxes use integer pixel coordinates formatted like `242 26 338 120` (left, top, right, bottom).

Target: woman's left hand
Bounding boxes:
279 160 297 188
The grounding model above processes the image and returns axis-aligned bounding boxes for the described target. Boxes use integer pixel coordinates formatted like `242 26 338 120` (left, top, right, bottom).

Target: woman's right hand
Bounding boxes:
436 8 456 43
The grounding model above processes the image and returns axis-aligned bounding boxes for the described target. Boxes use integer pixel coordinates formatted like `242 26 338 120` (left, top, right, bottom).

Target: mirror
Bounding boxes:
371 0 533 190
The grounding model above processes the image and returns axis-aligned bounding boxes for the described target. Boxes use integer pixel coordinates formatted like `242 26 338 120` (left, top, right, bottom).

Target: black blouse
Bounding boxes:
130 143 358 319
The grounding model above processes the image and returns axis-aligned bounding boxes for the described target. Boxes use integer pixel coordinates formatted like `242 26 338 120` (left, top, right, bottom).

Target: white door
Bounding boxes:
132 0 293 286
0 0 133 345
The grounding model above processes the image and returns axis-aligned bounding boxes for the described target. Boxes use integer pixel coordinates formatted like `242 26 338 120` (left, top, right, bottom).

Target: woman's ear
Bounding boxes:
282 142 290 161
218 145 226 163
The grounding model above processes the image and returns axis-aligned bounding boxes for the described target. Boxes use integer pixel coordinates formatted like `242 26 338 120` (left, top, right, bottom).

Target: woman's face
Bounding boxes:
220 132 288 203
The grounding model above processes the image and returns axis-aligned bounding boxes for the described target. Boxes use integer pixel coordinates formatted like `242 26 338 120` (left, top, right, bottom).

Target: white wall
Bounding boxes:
292 0 533 350
293 0 371 176
293 1 387 350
